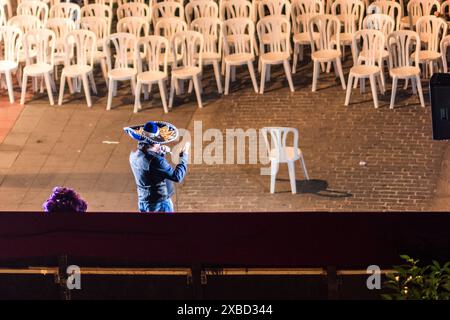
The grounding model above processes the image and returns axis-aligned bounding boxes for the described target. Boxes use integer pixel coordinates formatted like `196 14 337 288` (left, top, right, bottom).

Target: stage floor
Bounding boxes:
0 59 448 212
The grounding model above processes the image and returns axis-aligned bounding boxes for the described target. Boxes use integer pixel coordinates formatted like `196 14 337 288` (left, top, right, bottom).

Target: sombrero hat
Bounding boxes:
123 121 179 144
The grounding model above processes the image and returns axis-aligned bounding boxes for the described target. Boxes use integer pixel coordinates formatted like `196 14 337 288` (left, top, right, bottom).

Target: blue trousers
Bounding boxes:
139 199 174 213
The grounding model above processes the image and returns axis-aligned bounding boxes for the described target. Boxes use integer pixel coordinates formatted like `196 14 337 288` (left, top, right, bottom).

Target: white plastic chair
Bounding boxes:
154 17 187 66
0 5 6 26
117 0 148 6
83 0 114 11
222 17 258 94
0 0 12 22
387 30 424 109
117 3 152 27
257 0 291 19
191 17 223 94
261 127 310 194
80 17 109 83
152 1 184 28
117 17 150 63
80 4 113 35
257 15 294 93
17 1 49 26
367 0 401 31
104 32 137 110
309 14 346 92
185 0 218 26
441 0 450 29
415 15 447 78
0 26 22 103
168 30 203 109
20 28 56 105
134 35 169 113
403 0 440 30
331 0 365 59
291 0 323 73
58 29 98 107
345 29 385 108
49 3 81 26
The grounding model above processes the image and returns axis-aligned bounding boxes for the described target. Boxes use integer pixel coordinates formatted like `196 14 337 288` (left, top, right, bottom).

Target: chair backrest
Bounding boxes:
387 30 420 69
136 35 168 74
0 0 12 21
64 29 96 68
257 15 290 55
80 4 112 34
105 32 137 70
191 17 222 56
83 0 114 10
415 16 447 53
117 17 149 39
171 30 203 69
222 17 254 56
0 25 22 63
261 127 299 161
0 5 6 26
258 0 291 19
441 0 450 18
22 28 55 66
291 0 323 34
17 1 48 25
152 1 184 27
309 14 341 51
407 0 440 29
331 0 365 33
117 0 148 6
154 17 187 41
367 0 401 31
80 16 108 46
220 0 253 21
45 18 76 53
185 0 218 26
117 3 152 24
352 28 385 66
7 15 42 34
362 13 394 42
49 3 81 26
440 34 450 64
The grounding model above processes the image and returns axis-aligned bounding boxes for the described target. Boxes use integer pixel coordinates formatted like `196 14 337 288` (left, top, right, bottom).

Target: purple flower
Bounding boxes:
42 186 87 213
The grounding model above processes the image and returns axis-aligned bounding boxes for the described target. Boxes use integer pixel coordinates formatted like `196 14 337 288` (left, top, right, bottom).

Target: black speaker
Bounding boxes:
429 73 450 140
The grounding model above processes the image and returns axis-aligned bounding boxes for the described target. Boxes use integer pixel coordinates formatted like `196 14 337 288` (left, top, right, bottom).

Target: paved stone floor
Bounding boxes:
0 56 448 212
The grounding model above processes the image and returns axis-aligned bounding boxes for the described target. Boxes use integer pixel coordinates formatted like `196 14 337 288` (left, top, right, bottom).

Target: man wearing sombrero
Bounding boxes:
124 121 189 213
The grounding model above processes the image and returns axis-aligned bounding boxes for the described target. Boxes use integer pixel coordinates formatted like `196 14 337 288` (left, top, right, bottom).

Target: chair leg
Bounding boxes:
134 81 142 113
344 74 353 106
287 161 297 194
212 60 223 94
336 58 346 90
259 63 266 94
231 66 236 82
299 155 310 180
100 58 108 84
20 73 28 105
411 77 417 94
283 60 294 92
270 160 278 194
89 72 97 95
5 71 14 103
312 60 319 92
247 61 258 93
58 73 66 106
168 76 175 109
43 73 54 106
390 77 398 109
131 77 136 96
67 76 74 94
192 75 203 109
82 74 92 107
106 78 114 110
158 79 169 114
292 43 299 74
416 75 425 107
224 63 231 95
369 74 379 109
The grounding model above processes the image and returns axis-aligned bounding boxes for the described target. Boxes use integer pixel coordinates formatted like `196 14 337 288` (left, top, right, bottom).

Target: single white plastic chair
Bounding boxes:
154 17 187 66
168 30 203 109
441 0 450 29
152 1 184 28
261 127 310 194
185 0 218 26
117 0 148 6
49 3 81 26
345 29 385 108
415 15 447 78
291 0 323 73
80 4 113 35
20 28 56 105
257 15 294 93
58 29 98 107
222 17 258 94
117 3 152 27
402 0 440 30
367 0 401 31
309 14 346 92
387 30 424 109
117 17 150 63
17 1 49 26
257 0 291 19
83 0 114 11
191 17 223 94
104 32 137 110
0 26 22 103
134 35 169 113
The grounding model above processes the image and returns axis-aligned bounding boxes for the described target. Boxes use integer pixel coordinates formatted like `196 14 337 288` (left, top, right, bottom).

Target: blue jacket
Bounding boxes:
129 146 188 204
